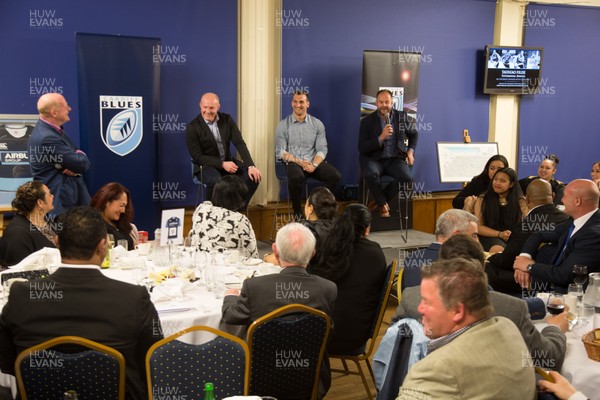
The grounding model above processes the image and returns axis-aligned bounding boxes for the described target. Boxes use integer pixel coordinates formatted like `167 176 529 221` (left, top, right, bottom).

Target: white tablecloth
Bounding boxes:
0 259 280 395
560 319 600 400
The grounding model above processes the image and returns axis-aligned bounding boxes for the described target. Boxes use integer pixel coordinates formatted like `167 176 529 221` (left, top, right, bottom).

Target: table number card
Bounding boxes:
160 208 185 247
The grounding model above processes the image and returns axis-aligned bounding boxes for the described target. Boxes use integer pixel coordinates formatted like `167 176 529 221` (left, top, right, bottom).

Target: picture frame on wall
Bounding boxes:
0 114 38 207
436 141 499 183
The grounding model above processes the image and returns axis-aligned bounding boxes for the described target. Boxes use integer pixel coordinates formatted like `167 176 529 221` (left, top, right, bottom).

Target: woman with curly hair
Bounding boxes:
0 181 55 267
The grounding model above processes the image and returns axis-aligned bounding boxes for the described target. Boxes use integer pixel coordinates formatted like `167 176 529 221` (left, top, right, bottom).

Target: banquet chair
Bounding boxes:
270 160 321 240
146 326 249 399
1 268 49 284
15 336 125 400
377 322 414 400
191 159 207 206
329 259 398 400
246 304 331 400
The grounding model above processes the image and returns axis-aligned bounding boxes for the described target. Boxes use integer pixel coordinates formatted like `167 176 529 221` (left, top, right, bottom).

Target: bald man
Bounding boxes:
186 93 262 210
514 179 600 293
28 93 91 216
485 179 569 294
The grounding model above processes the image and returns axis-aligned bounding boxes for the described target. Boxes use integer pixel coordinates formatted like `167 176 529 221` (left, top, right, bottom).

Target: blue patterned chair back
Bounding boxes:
146 326 249 399
247 304 331 400
16 336 125 400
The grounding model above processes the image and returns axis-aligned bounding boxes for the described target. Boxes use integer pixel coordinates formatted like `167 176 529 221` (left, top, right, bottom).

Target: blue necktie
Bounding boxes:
555 224 574 265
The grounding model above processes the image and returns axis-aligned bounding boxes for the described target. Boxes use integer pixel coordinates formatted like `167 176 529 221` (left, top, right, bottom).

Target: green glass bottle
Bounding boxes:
203 382 215 400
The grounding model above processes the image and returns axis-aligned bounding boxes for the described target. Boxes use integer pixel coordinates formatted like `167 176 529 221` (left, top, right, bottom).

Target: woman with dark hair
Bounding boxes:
0 181 56 267
519 154 565 205
312 203 387 354
472 167 528 252
189 175 258 257
265 186 337 264
453 154 509 209
90 182 137 250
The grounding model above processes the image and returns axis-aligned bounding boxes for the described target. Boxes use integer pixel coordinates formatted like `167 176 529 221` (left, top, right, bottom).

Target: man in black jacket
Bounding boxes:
186 92 262 209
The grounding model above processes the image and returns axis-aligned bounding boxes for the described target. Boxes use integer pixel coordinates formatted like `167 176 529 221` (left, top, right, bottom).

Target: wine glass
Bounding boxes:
546 293 565 316
572 265 588 288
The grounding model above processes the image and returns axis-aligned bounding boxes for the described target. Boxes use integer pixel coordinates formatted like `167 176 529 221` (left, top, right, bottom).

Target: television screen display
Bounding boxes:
483 45 543 94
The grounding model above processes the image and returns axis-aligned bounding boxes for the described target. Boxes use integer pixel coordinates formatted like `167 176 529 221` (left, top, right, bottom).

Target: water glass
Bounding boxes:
568 283 584 304
213 271 225 299
117 239 129 251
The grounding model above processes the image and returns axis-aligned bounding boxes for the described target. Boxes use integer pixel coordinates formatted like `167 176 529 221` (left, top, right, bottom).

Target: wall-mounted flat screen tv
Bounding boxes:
483 45 543 94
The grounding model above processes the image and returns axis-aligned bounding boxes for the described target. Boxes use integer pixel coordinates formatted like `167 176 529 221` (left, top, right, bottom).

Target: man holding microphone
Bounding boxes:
358 89 418 217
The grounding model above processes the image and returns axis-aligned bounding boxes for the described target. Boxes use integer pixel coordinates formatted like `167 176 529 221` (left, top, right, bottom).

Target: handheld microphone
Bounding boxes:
386 112 393 134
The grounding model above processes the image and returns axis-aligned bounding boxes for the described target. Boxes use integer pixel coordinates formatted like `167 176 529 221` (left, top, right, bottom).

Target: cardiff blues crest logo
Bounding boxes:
99 95 143 156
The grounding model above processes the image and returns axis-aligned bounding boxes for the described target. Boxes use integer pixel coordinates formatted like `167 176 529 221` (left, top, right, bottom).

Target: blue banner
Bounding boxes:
76 33 160 231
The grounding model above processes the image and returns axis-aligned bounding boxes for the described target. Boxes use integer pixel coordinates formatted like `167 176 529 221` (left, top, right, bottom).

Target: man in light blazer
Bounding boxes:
186 92 262 209
514 179 600 293
396 234 568 370
221 222 337 399
0 207 162 400
397 258 536 400
28 93 91 217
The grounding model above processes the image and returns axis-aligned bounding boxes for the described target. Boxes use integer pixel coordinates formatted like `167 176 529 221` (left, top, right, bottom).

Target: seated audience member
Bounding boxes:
538 371 589 400
395 235 568 371
0 181 55 267
186 92 261 210
275 91 341 218
453 154 509 209
401 209 478 290
487 179 569 294
264 186 338 265
90 182 138 250
189 175 258 258
221 222 337 399
519 154 565 206
396 258 536 399
311 204 387 354
514 179 600 293
469 167 528 252
0 207 162 400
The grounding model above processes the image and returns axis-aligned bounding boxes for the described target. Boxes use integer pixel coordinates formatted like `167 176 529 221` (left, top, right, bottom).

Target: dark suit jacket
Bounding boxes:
28 120 91 215
0 267 162 400
222 266 337 327
357 109 418 167
186 112 255 176
522 210 600 293
0 214 55 267
394 286 567 369
401 242 440 290
486 204 569 294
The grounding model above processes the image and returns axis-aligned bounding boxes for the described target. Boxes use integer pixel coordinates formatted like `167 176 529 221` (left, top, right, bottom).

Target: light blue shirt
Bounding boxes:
372 318 429 390
275 114 328 161
204 114 225 160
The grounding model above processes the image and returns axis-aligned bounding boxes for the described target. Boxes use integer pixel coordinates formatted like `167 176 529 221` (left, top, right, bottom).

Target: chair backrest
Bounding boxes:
247 304 331 400
1 268 49 284
377 322 414 400
275 159 288 181
365 259 398 356
15 336 125 400
146 325 249 399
